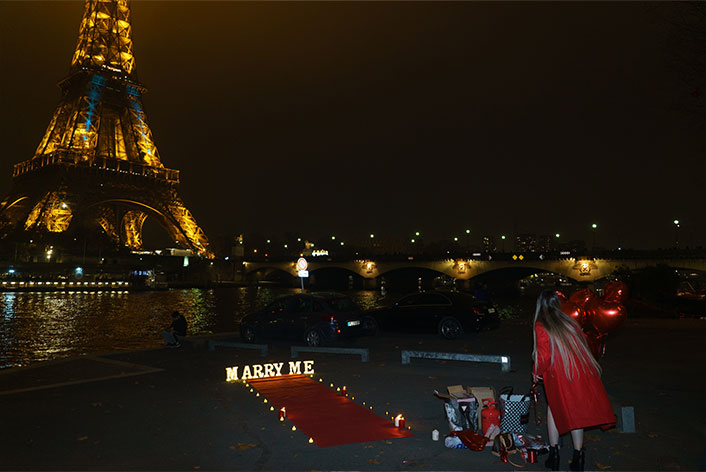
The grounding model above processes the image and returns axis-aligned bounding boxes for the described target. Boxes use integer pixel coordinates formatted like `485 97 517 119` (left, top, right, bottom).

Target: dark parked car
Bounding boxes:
240 292 366 346
363 290 499 339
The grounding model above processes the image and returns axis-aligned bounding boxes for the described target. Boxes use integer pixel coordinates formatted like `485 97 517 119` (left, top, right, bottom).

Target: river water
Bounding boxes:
0 287 394 369
3 282 690 370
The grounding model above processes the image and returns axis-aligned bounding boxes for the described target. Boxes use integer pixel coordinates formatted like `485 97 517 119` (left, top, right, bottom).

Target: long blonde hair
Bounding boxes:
532 289 602 380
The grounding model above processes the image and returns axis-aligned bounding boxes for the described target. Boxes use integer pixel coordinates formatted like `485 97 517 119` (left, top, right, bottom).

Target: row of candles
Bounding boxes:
331 381 407 429
242 380 315 443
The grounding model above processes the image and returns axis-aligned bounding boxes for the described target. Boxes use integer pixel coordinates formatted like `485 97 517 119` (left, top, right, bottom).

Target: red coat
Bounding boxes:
534 322 616 435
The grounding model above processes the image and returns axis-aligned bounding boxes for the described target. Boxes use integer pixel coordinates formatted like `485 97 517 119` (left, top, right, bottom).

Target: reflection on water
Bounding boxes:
0 287 391 369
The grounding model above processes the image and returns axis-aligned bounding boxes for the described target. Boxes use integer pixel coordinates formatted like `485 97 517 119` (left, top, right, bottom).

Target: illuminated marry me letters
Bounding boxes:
225 360 315 381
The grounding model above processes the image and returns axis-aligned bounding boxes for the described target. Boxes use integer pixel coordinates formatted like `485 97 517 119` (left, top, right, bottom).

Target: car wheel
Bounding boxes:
363 316 379 336
304 328 322 347
241 325 257 343
438 316 463 340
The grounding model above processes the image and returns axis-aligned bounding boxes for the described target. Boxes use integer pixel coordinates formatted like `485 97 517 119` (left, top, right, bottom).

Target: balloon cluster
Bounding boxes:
557 281 628 359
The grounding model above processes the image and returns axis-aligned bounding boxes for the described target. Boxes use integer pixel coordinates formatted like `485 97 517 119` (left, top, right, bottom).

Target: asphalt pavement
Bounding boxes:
0 318 704 471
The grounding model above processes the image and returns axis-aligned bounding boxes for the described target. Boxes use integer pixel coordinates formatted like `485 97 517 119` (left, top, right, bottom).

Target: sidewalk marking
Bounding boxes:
0 356 163 397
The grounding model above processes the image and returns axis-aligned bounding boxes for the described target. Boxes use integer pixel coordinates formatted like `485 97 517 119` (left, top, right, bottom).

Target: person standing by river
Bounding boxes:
532 290 615 471
161 311 187 347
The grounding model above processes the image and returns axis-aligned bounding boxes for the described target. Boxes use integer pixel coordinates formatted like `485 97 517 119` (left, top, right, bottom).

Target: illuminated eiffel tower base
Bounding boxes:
0 0 212 257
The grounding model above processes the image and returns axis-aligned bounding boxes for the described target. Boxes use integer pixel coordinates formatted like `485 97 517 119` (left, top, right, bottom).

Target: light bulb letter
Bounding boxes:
288 361 302 374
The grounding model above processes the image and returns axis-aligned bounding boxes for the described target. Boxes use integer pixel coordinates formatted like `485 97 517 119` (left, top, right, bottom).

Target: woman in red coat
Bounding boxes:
532 290 615 471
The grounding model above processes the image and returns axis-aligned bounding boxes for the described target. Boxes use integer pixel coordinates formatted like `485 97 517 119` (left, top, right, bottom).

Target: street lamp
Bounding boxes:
501 234 506 252
591 223 598 250
674 219 680 248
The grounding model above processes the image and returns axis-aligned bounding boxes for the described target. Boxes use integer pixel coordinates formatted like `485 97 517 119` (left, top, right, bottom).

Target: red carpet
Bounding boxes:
249 374 414 447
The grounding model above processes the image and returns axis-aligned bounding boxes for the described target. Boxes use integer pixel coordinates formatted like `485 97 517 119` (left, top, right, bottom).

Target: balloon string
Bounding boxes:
530 380 542 426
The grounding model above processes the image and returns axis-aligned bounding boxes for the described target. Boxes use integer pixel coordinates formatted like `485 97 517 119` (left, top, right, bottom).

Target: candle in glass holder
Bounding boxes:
395 414 405 429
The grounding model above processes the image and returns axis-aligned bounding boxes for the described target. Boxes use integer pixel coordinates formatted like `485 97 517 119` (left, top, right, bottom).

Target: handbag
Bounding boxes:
499 386 531 434
492 432 518 461
443 398 478 433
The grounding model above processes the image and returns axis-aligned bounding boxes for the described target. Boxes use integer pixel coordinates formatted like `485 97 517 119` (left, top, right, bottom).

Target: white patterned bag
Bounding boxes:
499 387 531 434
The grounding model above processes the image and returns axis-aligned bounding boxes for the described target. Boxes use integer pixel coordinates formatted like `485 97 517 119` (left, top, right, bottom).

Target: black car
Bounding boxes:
363 290 499 339
239 292 366 346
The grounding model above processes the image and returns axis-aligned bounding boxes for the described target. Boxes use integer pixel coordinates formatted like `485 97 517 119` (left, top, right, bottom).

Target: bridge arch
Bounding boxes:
245 265 297 285
309 266 366 290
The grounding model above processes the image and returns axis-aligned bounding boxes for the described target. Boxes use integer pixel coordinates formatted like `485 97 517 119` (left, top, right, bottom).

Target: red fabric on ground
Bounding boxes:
249 374 414 447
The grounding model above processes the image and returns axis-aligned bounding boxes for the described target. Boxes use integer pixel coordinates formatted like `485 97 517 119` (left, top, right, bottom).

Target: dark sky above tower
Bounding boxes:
0 2 704 250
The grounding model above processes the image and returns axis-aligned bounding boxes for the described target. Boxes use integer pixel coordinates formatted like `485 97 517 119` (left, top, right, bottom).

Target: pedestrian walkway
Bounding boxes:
0 319 703 470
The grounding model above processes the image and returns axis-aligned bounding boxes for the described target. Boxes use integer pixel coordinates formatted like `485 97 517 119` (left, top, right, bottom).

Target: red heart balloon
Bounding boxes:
604 281 629 304
591 300 627 335
569 288 595 309
561 299 587 328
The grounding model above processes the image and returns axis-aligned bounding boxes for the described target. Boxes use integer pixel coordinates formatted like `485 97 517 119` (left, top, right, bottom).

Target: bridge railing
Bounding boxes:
243 248 706 264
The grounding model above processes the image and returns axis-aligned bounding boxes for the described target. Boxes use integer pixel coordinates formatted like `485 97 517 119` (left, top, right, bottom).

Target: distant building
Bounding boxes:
516 233 538 253
537 234 551 253
482 235 496 253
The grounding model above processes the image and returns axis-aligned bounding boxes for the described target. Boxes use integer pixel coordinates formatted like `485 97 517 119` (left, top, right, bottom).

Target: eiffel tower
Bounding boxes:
0 0 212 258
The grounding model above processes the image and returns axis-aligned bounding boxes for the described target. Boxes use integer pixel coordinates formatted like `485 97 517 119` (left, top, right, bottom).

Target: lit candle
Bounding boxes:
279 407 286 420
395 414 405 429
308 437 314 444
342 385 347 396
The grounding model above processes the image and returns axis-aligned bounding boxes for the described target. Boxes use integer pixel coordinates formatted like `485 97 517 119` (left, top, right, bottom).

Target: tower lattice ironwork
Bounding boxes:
0 0 212 257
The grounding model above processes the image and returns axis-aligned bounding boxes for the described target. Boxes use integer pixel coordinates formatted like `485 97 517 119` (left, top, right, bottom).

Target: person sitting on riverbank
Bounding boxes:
161 311 187 347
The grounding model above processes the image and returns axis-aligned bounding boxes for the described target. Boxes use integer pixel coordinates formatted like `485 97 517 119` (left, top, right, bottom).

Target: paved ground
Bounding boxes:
0 318 704 471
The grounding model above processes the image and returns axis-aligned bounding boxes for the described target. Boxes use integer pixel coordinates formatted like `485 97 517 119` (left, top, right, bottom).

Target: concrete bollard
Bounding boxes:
620 406 635 433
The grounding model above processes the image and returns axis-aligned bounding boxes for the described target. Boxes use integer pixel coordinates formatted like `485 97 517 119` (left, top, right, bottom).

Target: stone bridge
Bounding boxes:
243 256 706 285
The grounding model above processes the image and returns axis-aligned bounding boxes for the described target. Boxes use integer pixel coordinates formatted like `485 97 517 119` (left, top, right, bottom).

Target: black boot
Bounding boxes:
545 445 560 471
569 448 585 471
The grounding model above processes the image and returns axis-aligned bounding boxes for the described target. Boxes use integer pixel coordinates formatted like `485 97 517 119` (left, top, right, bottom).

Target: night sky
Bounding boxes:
1 2 704 250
